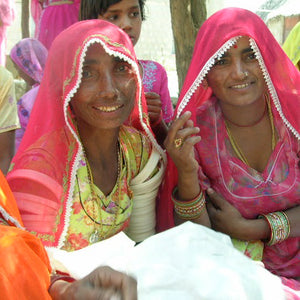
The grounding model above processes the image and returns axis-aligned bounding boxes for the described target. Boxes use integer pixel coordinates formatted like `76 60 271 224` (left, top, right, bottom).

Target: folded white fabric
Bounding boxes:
47 222 285 300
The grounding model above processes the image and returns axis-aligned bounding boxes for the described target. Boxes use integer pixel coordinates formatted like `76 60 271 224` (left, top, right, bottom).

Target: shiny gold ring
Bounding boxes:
174 138 183 148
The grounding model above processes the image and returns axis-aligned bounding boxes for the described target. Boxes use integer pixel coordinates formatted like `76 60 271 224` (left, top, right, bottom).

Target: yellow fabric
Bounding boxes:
0 66 20 133
282 22 300 70
62 125 153 251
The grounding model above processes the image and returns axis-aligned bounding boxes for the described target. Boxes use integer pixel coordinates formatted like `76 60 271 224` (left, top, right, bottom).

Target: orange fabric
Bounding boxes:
0 170 23 226
0 171 51 299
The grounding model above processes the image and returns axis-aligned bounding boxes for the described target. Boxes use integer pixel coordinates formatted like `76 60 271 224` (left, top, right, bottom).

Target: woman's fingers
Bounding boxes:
165 111 200 149
206 188 227 210
168 111 192 138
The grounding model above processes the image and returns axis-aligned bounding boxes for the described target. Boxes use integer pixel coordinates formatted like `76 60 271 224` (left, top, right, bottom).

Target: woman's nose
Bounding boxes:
97 72 117 99
231 60 247 80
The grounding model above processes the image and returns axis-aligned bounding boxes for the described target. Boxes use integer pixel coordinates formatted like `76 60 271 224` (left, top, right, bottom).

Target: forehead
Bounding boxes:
83 43 111 63
234 36 251 48
107 0 140 10
225 36 251 55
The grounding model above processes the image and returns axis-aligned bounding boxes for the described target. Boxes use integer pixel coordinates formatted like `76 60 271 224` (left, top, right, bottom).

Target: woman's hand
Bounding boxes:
206 188 272 241
206 188 251 239
49 266 137 300
145 92 163 127
165 111 201 200
164 111 201 175
165 111 210 227
145 92 169 146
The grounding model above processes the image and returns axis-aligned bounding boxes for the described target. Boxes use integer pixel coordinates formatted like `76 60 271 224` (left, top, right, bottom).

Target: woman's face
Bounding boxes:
98 0 142 46
206 36 266 108
71 43 136 130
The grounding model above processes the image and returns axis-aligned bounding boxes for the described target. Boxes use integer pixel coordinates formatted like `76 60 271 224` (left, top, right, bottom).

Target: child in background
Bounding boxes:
80 0 174 145
10 38 48 151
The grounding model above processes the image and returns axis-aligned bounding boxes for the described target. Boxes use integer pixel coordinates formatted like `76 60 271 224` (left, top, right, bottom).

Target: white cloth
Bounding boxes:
47 222 285 300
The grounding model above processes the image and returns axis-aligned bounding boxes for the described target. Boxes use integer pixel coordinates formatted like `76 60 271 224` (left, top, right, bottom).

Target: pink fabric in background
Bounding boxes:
0 0 15 65
37 0 80 50
139 60 174 123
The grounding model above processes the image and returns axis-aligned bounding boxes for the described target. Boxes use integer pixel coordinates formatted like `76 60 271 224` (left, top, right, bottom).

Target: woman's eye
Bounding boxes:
248 52 256 60
118 65 129 72
82 69 92 79
214 58 227 66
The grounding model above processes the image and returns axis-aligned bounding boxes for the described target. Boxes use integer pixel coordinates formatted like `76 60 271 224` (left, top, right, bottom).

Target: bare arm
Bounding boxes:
207 188 300 241
0 130 15 175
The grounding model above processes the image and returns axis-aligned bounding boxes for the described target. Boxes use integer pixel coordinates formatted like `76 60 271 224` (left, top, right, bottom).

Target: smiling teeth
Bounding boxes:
232 83 250 89
95 105 121 112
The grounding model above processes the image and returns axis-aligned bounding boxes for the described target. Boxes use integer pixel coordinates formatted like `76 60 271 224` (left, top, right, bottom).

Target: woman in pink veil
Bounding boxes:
158 7 300 298
7 19 165 251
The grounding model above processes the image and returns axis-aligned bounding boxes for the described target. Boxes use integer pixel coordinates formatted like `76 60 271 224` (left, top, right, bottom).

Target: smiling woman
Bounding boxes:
158 7 300 297
6 18 165 297
7 19 165 251
80 0 174 146
71 44 136 132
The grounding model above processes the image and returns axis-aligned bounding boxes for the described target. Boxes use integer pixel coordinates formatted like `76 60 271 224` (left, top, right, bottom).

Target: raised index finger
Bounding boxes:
167 111 192 141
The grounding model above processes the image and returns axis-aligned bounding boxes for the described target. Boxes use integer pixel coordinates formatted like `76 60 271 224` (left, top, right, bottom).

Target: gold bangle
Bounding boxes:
172 187 206 219
259 211 290 246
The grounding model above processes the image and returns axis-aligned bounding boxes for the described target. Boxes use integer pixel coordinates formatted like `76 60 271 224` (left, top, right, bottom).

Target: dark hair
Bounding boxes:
79 0 146 21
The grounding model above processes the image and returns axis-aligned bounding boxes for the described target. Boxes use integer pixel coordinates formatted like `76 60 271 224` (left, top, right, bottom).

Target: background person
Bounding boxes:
0 0 15 66
36 0 80 50
10 38 48 151
0 65 19 174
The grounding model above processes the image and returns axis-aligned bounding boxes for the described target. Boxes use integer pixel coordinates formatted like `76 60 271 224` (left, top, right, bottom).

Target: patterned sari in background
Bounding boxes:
10 38 48 151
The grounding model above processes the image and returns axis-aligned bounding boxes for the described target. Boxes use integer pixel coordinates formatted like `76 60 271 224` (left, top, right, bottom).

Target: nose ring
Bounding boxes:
243 71 249 78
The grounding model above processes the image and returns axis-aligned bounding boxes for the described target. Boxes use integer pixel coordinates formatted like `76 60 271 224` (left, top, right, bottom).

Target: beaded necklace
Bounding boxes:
76 141 124 243
225 94 276 166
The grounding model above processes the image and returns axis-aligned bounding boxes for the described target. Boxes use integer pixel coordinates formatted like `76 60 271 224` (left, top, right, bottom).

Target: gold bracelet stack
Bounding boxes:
172 187 206 220
259 211 290 246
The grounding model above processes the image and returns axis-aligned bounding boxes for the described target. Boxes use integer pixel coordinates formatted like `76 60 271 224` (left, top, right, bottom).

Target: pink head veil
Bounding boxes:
157 7 300 231
10 38 48 84
8 20 162 247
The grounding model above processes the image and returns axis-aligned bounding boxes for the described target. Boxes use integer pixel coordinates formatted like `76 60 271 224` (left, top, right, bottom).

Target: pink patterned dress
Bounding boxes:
195 98 300 279
37 0 80 50
139 60 174 123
